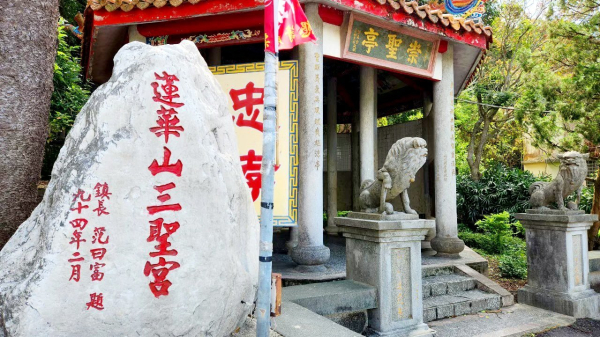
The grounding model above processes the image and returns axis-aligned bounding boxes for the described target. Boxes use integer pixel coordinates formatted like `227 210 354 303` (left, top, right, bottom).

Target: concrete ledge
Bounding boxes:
273 302 362 337
455 265 514 307
282 280 377 316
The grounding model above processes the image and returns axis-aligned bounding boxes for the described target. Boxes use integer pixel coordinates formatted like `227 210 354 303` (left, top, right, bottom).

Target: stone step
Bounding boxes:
423 289 502 322
282 280 377 316
422 265 455 277
422 274 477 298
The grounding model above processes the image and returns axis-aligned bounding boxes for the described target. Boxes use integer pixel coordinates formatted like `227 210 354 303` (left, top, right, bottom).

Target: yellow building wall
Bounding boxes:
523 162 559 178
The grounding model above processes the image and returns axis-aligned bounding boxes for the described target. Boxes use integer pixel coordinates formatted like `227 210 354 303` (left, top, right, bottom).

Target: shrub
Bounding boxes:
49 19 90 143
458 231 492 253
474 212 522 254
459 212 525 255
498 253 527 279
457 163 549 227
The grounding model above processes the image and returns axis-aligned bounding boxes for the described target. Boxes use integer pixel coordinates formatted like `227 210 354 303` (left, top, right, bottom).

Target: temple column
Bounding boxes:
207 47 221 66
351 112 360 211
430 44 465 257
291 3 330 271
359 66 377 183
326 78 338 235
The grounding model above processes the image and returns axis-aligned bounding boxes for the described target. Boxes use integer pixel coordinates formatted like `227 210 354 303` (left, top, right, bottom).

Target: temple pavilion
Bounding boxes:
80 0 492 272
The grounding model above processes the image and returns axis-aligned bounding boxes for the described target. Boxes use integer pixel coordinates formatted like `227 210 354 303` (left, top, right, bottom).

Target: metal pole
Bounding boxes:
257 0 278 335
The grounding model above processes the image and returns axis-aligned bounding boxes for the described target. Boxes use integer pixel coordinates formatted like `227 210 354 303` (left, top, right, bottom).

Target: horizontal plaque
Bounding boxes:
343 14 439 78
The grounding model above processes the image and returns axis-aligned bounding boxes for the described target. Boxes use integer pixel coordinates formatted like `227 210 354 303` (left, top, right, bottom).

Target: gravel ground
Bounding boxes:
536 319 600 337
230 317 282 337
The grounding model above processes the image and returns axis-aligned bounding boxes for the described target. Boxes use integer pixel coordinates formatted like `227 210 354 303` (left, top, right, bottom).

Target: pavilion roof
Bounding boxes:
87 0 492 39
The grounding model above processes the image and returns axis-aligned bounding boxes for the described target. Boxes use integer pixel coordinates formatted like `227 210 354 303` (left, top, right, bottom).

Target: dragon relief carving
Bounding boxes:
359 137 428 215
529 151 589 210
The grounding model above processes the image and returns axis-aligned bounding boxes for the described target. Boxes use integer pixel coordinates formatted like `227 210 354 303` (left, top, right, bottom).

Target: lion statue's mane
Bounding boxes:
359 137 428 214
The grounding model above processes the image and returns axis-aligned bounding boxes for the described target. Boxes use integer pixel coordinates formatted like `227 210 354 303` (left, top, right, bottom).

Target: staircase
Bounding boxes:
422 266 506 322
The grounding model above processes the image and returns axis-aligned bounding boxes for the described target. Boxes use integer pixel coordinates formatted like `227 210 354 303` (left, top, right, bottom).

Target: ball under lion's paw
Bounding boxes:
384 203 394 215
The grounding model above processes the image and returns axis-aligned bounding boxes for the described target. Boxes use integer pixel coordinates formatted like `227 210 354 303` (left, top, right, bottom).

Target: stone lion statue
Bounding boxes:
529 151 589 210
359 137 427 214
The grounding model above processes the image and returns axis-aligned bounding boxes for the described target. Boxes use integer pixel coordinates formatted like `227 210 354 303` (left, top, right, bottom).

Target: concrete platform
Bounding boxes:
428 304 576 337
273 235 346 284
274 234 488 283
422 247 489 275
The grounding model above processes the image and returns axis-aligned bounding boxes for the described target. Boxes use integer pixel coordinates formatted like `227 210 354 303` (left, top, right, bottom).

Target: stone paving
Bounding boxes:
429 304 576 337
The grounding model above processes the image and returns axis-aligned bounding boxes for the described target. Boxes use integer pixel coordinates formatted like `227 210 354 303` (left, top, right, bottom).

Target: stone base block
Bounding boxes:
347 212 419 221
430 236 465 257
366 323 434 337
518 286 600 318
291 245 330 270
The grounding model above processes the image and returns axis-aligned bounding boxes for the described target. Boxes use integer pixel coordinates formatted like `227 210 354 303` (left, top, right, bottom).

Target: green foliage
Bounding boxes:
459 231 527 255
457 164 547 226
454 2 546 179
322 210 351 223
459 212 528 280
59 0 86 25
472 212 523 254
475 212 512 254
498 252 527 279
514 0 600 154
384 108 423 126
49 19 90 144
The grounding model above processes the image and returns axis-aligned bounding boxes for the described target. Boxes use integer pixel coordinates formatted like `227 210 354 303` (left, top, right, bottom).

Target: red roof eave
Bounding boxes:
89 0 491 48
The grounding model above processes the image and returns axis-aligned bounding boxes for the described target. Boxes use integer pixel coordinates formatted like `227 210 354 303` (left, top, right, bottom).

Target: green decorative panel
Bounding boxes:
348 20 434 70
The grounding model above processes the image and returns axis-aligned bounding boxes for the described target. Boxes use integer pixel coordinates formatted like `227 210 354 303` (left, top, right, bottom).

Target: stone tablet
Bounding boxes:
0 41 259 336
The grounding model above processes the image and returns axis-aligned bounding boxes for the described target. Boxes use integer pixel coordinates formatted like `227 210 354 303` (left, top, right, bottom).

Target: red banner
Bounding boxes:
265 0 317 53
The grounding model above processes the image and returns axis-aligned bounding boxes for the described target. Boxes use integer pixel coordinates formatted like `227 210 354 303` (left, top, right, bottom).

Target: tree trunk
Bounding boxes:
0 0 59 248
466 119 483 181
588 169 600 250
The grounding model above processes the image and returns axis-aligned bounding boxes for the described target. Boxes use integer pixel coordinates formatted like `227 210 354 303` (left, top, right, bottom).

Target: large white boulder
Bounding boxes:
0 41 259 336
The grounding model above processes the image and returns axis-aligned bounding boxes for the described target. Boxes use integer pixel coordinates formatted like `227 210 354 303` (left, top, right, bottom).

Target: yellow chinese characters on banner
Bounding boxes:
210 62 298 227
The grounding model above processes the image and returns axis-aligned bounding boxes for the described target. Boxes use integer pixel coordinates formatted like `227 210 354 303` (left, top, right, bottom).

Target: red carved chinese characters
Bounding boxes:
86 293 105 311
94 183 112 200
152 72 184 108
90 262 106 281
229 82 264 132
65 183 112 309
149 106 185 143
150 72 186 143
147 218 180 257
146 71 184 298
148 147 183 177
143 257 181 297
